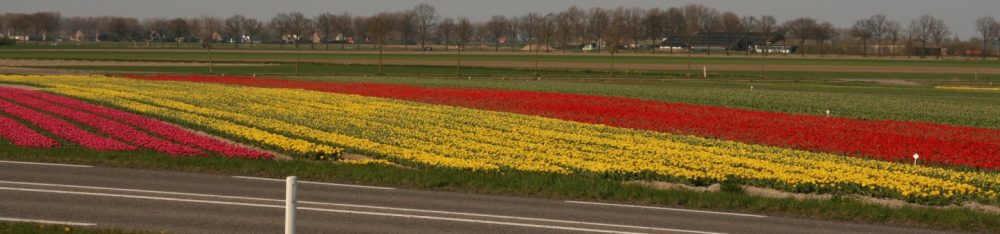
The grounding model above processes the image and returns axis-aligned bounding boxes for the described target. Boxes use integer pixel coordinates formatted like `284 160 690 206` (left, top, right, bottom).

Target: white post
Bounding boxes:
912 153 920 166
285 176 297 234
702 66 707 78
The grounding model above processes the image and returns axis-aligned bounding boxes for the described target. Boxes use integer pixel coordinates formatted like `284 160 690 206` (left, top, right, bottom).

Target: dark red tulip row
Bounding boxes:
0 114 59 148
0 98 135 151
13 88 272 159
126 75 1000 170
0 90 204 156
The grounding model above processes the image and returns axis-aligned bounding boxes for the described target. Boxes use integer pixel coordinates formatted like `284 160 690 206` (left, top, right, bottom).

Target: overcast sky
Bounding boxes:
3 0 997 38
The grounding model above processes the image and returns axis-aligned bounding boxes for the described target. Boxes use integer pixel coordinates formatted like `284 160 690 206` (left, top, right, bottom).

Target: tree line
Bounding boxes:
3 4 999 58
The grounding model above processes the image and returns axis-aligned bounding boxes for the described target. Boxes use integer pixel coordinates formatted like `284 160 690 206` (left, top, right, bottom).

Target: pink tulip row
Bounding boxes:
0 98 135 151
0 91 205 156
13 88 272 159
0 114 59 148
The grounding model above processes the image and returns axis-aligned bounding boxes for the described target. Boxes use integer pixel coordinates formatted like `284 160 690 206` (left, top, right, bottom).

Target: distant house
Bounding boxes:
661 32 785 53
581 42 604 51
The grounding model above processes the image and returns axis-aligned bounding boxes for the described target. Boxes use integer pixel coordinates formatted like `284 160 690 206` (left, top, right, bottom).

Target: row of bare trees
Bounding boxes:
5 4 997 58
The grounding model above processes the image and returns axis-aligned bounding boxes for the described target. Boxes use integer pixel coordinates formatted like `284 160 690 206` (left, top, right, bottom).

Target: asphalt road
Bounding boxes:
0 160 955 234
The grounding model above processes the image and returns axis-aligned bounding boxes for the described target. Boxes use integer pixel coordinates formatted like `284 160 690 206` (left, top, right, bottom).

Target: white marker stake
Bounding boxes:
913 153 920 166
750 86 753 92
286 176 297 234
825 110 830 117
703 66 707 78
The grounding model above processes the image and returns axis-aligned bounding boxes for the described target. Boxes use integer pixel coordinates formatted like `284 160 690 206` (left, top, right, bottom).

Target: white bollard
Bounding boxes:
285 176 297 234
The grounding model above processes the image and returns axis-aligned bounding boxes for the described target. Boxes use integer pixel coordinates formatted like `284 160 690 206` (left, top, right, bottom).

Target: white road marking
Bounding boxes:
565 201 767 218
297 201 722 234
0 160 92 168
0 180 719 233
0 180 279 203
0 186 726 234
231 176 395 190
0 217 97 226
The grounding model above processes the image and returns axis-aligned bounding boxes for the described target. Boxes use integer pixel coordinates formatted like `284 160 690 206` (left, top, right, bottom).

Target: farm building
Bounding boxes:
660 32 785 53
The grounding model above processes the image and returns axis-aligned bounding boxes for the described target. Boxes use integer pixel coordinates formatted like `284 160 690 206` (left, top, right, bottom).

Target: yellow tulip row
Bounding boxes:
2 75 998 204
32 82 343 159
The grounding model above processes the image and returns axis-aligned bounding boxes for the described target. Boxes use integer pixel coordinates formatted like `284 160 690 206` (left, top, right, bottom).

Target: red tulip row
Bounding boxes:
0 90 204 156
125 75 1000 170
0 98 135 151
0 114 59 148
14 88 272 159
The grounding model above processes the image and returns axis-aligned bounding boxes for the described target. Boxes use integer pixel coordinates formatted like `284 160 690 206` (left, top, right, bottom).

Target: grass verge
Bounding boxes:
0 221 142 234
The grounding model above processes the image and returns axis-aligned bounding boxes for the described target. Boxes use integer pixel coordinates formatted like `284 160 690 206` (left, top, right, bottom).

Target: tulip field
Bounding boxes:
0 74 999 206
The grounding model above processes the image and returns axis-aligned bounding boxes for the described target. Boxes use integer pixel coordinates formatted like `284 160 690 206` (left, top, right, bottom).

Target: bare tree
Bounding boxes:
334 13 352 49
165 18 190 46
368 13 393 74
718 11 742 55
476 22 490 51
908 15 949 59
243 17 262 48
224 15 248 48
436 17 455 51
521 13 540 52
783 17 817 57
486 15 507 51
315 13 336 49
604 7 627 76
813 22 835 56
642 8 663 53
269 13 291 48
929 16 950 59
352 15 367 50
851 19 875 57
537 13 556 53
455 17 472 74
456 17 472 48
284 12 312 48
30 12 60 42
683 4 718 34
554 10 573 53
663 7 686 53
193 16 222 73
413 3 438 49
397 10 417 48
755 15 776 35
623 7 644 53
684 4 719 54
976 16 997 60
508 16 521 52
142 18 168 47
587 7 609 53
885 21 902 57
564 6 586 47
106 17 139 46
5 14 31 43
868 15 888 56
